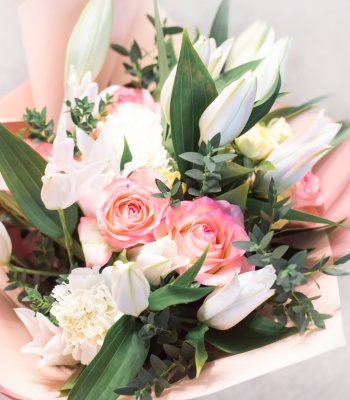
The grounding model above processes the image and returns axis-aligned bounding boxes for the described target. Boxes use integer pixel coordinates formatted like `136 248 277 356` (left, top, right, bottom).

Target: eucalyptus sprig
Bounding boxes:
22 107 55 143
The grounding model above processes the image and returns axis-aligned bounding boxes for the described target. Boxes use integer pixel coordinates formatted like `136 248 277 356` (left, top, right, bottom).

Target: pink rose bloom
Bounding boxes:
99 85 158 114
97 178 169 249
290 171 324 210
166 197 250 286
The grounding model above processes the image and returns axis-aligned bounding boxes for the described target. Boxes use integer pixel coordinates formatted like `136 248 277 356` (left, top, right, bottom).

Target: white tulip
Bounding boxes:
65 0 114 83
0 221 11 266
127 236 190 286
199 71 257 145
15 308 77 368
255 111 341 193
197 265 276 330
106 261 150 317
225 20 275 71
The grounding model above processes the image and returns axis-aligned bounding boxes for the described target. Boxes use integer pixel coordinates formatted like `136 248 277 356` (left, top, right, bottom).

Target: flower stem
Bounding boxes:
8 263 60 277
57 208 74 268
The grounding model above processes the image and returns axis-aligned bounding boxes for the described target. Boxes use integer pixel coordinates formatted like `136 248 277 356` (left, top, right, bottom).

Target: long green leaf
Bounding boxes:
247 198 350 231
220 163 254 186
148 285 214 311
186 323 209 377
205 314 298 353
68 316 149 400
172 248 208 287
216 183 249 212
215 60 261 93
0 124 77 238
170 28 218 178
209 0 229 46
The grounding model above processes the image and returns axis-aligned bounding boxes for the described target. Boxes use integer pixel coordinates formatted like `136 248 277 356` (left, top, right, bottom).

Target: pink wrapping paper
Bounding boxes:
0 1 348 399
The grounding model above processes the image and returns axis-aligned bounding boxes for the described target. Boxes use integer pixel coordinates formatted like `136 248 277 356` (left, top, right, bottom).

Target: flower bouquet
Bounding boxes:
0 1 350 399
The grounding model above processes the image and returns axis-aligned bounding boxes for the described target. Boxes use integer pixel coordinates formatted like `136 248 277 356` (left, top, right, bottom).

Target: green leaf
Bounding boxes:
257 160 277 171
148 285 214 311
110 43 129 56
170 28 218 178
120 136 133 170
220 163 253 186
173 248 208 287
215 60 261 93
334 253 350 265
179 152 205 166
0 124 77 238
0 190 28 223
186 323 209 377
153 0 169 91
209 0 229 46
241 74 281 134
60 365 86 392
247 198 350 231
205 314 298 353
215 183 249 212
323 267 349 277
68 316 149 400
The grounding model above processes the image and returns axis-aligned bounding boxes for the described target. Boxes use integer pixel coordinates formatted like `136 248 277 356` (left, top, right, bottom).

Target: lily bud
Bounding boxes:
255 111 341 193
197 265 276 330
0 221 12 266
65 0 114 83
225 20 275 71
207 37 234 79
199 71 257 145
109 260 150 317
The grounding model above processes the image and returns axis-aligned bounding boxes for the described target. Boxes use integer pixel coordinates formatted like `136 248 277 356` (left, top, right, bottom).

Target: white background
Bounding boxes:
0 1 350 399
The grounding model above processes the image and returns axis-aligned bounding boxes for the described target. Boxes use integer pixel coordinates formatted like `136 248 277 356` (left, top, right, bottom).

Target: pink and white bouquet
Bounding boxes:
0 1 350 399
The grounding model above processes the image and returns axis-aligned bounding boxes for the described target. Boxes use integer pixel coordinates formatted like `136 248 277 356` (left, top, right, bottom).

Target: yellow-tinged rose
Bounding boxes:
267 117 294 144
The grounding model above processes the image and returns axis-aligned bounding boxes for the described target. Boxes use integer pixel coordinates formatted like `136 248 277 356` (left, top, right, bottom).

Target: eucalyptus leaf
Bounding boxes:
220 163 254 186
170 28 218 178
0 124 77 238
68 316 149 400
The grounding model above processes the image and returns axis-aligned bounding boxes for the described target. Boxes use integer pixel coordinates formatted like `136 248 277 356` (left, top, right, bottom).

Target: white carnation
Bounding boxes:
97 102 169 171
51 267 122 365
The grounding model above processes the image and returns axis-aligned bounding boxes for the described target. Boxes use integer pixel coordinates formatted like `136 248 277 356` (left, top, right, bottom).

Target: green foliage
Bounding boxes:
0 123 78 238
180 133 235 197
170 28 218 178
22 107 54 143
68 316 149 400
120 136 133 171
22 285 58 325
65 97 98 133
209 0 229 46
152 178 182 207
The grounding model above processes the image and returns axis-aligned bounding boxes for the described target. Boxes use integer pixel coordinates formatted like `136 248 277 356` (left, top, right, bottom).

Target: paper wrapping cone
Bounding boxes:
0 1 348 399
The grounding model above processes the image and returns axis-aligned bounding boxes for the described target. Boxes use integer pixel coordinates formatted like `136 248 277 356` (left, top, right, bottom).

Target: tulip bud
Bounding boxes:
199 71 257 145
110 260 150 317
127 236 190 286
0 221 12 266
225 20 275 71
197 265 276 330
65 0 114 83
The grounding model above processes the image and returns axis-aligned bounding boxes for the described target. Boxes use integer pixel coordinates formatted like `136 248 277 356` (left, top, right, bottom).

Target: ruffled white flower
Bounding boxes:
51 267 122 365
97 103 169 171
15 308 77 369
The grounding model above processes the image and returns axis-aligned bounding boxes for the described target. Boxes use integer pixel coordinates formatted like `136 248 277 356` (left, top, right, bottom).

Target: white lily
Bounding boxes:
207 37 234 79
0 221 12 266
199 71 257 145
127 236 190 286
225 20 275 71
105 261 150 317
15 308 77 368
197 265 276 330
255 111 341 193
41 125 108 210
65 0 114 83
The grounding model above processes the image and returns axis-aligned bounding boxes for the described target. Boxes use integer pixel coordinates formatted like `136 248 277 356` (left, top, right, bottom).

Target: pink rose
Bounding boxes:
97 178 169 249
166 197 249 286
290 171 324 210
